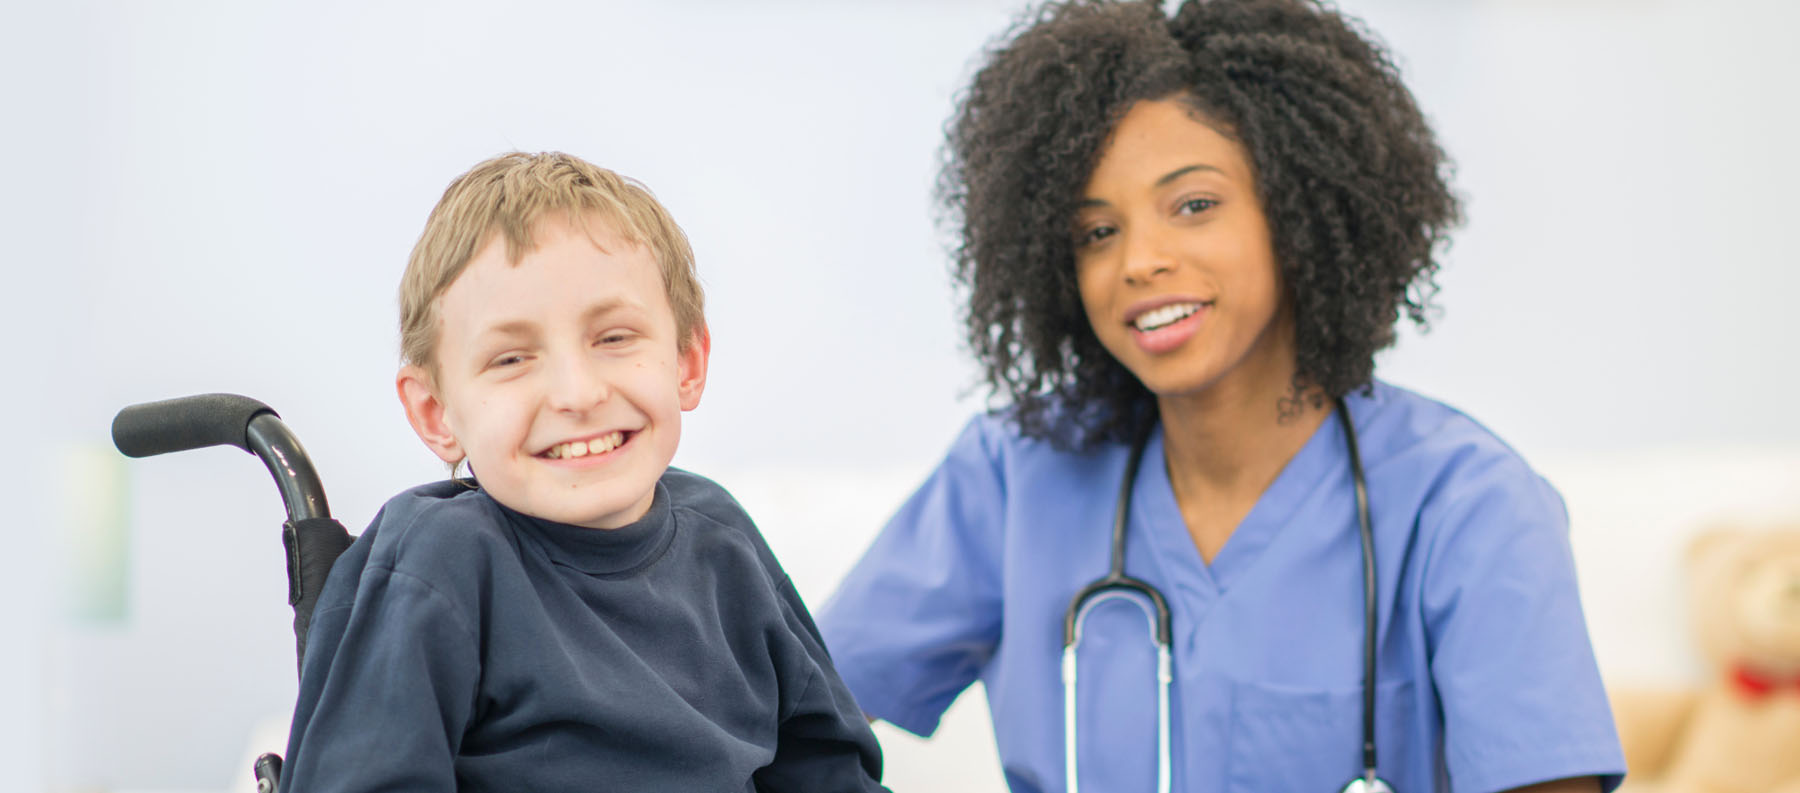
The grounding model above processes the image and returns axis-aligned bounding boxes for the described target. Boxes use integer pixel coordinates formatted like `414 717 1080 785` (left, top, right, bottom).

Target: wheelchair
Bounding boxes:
113 393 357 793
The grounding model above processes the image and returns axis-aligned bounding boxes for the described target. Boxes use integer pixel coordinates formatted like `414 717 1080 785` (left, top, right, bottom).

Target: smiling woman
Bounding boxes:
939 0 1458 451
815 2 1622 792
1070 98 1298 561
1071 100 1284 414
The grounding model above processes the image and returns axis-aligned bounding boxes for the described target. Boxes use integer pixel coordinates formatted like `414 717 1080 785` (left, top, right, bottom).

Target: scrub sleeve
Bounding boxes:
818 418 1006 736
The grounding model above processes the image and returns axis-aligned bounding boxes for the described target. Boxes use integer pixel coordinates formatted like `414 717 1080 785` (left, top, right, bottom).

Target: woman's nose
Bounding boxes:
1120 227 1176 285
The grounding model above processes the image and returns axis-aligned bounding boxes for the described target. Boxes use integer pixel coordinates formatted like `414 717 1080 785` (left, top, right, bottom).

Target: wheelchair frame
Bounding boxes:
113 393 355 793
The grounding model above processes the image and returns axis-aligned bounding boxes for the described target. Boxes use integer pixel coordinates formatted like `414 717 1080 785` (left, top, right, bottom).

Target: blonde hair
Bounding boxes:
399 151 704 373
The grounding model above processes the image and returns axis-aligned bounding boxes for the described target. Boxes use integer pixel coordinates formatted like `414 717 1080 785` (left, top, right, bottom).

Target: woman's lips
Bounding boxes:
1129 304 1206 354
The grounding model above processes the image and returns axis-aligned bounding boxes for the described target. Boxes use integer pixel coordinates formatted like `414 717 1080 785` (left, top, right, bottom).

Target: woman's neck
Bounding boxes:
1157 379 1330 496
1153 346 1331 563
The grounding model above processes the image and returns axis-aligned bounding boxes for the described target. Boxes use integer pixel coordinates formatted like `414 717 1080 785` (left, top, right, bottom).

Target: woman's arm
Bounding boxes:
1419 458 1626 791
814 416 1010 736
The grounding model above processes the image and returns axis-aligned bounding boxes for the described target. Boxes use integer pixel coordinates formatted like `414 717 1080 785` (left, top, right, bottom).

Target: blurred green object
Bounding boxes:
58 444 130 624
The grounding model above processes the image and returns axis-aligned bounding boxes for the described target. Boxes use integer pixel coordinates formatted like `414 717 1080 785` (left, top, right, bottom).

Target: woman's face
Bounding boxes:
1072 97 1293 404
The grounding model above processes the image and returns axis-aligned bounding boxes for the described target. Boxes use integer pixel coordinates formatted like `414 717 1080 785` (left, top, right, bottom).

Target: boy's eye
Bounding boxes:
488 353 527 369
594 332 634 347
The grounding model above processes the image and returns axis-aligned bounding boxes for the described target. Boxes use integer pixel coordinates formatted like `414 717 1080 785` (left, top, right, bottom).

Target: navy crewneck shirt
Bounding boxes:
282 469 885 792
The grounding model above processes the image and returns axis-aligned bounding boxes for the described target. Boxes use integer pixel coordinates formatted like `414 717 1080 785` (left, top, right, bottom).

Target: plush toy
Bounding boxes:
1612 526 1800 793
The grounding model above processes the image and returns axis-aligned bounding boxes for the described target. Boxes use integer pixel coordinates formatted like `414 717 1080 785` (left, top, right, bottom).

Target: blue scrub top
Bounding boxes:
818 382 1624 793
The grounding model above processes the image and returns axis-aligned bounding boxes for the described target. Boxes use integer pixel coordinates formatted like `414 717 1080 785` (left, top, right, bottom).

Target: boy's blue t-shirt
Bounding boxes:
282 469 885 792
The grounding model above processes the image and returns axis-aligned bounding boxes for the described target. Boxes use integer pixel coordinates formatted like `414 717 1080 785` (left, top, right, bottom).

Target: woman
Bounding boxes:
816 1 1625 792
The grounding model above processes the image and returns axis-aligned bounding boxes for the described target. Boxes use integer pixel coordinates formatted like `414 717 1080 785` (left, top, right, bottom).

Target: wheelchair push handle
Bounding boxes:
112 393 330 524
112 393 277 458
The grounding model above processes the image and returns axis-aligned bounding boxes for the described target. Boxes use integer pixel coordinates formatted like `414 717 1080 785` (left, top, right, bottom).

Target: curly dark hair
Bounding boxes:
939 0 1461 448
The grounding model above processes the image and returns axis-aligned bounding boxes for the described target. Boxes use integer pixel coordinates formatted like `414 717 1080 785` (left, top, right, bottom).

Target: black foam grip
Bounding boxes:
112 393 278 458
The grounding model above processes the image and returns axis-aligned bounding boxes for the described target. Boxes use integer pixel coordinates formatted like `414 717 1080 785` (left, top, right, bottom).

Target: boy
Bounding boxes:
281 152 886 792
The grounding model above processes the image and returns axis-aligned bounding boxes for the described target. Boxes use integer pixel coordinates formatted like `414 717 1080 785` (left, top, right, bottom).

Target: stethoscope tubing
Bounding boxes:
1062 398 1385 793
1063 417 1171 793
1342 401 1379 783
1063 591 1172 793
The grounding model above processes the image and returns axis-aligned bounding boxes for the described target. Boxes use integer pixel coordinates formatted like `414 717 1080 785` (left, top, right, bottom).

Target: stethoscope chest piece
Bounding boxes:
1340 775 1396 793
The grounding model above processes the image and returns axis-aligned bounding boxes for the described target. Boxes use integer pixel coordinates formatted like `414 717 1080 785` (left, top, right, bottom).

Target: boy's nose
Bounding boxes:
545 355 609 413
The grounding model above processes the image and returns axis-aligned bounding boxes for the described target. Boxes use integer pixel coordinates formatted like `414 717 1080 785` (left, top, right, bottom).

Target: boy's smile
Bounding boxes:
540 430 628 461
397 211 708 529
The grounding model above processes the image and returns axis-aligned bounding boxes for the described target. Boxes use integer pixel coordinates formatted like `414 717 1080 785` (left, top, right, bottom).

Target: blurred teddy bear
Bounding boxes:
1612 526 1800 793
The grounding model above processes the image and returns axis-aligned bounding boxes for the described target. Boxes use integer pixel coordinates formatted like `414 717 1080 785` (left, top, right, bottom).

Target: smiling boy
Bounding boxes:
280 152 886 792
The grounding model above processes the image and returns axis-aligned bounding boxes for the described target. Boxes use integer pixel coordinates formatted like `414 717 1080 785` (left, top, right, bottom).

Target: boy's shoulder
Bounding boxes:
360 480 522 580
661 467 751 526
659 467 783 567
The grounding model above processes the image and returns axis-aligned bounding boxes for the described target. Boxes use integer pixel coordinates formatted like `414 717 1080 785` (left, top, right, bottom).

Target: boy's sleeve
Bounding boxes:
280 561 481 793
754 575 890 793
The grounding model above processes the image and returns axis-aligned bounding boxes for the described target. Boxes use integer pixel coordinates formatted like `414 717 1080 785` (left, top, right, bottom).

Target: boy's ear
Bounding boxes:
396 364 465 465
677 323 711 412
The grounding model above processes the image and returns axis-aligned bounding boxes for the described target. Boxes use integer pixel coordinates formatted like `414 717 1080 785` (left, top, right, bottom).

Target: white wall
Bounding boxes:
2 1 1796 791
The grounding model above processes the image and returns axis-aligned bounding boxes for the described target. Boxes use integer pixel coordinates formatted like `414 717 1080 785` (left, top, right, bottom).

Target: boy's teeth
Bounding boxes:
550 432 624 460
1133 302 1201 332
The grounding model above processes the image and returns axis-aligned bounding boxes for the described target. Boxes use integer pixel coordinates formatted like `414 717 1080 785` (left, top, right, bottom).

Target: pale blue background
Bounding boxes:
2 1 1796 791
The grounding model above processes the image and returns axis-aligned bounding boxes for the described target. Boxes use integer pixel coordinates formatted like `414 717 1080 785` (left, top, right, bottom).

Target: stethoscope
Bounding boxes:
1061 398 1393 793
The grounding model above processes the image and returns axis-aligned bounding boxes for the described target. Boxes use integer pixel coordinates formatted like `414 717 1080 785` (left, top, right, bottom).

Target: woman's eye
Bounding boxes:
1178 197 1217 215
1077 225 1117 247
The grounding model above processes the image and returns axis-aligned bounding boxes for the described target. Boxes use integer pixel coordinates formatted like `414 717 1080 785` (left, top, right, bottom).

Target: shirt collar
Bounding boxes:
493 480 676 577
